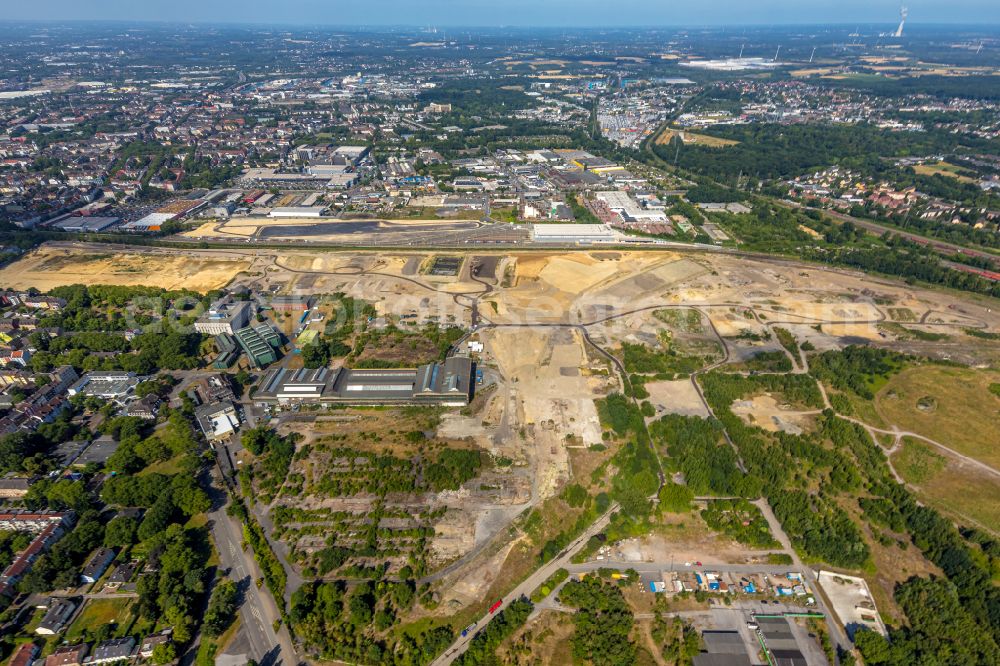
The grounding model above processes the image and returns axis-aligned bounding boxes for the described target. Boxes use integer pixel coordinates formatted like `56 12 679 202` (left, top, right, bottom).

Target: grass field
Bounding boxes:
65 598 135 642
913 161 977 183
654 127 739 147
892 438 1000 533
137 453 186 477
875 365 1000 469
891 438 946 483
387 206 482 220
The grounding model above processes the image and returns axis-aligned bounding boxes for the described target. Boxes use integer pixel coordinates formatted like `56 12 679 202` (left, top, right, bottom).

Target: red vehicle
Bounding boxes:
488 599 503 614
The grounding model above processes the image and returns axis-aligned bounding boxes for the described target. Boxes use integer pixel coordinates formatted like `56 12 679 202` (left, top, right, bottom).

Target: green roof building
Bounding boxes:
212 333 240 369
234 324 281 368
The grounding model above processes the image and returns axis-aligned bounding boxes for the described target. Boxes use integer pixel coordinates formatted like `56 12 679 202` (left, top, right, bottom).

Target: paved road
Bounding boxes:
431 504 619 666
206 472 299 666
751 499 850 656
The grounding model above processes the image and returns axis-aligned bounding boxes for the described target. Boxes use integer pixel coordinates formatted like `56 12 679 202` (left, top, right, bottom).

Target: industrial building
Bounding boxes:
211 333 240 369
333 145 370 162
234 324 281 368
681 57 783 71
195 400 240 440
308 160 353 177
324 172 359 189
268 206 329 218
596 190 667 222
121 213 173 232
270 294 313 312
254 356 474 407
530 223 618 244
240 168 328 187
51 216 120 233
570 155 623 174
240 168 359 190
194 299 252 335
757 617 807 666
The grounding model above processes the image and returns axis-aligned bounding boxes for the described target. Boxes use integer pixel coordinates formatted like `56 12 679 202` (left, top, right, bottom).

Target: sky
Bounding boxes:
5 0 1000 27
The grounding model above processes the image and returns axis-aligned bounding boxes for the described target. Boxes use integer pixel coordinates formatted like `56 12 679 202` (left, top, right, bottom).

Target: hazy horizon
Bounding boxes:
5 0 1000 28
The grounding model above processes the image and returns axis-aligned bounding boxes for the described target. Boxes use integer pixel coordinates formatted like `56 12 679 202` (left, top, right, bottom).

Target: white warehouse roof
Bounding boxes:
596 190 666 221
268 206 328 218
531 223 617 242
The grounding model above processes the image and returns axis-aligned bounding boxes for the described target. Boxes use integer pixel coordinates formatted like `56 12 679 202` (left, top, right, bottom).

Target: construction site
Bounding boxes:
4 241 1000 660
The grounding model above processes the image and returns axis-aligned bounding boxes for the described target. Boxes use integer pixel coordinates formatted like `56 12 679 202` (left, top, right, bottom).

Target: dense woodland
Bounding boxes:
290 578 452 666
639 347 1000 663
654 122 1000 182
708 203 1000 298
560 577 636 666
28 284 211 374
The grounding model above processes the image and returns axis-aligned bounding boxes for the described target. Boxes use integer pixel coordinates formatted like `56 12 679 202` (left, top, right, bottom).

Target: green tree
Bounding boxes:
151 642 176 665
658 482 694 513
618 485 651 517
104 516 139 548
204 579 238 637
560 577 636 666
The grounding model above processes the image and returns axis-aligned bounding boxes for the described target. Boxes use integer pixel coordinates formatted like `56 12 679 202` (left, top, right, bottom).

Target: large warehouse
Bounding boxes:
253 356 474 407
52 216 120 233
268 206 329 218
596 191 666 222
530 223 618 244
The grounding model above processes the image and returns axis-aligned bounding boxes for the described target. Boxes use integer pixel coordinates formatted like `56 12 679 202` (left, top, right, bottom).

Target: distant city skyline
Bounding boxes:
6 0 1000 28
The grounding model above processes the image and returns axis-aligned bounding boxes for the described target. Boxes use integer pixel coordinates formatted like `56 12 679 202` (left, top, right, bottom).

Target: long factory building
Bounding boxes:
253 356 474 408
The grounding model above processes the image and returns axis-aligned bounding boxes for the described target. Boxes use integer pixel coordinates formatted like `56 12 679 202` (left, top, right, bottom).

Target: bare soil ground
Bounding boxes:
644 379 709 418
731 394 818 435
483 326 611 502
0 245 251 292
655 128 740 147
184 215 470 240
608 511 774 566
20 243 1000 633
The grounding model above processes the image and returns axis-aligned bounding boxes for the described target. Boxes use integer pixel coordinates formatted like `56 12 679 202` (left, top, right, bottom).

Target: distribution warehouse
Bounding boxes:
253 356 475 407
530 223 618 243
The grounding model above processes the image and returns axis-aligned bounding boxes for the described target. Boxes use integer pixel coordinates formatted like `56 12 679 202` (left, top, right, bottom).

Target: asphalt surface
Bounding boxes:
205 472 299 666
